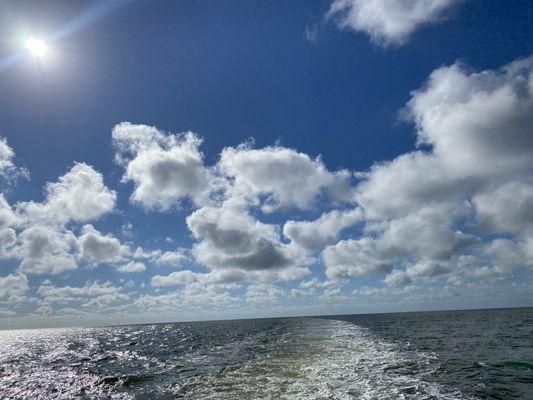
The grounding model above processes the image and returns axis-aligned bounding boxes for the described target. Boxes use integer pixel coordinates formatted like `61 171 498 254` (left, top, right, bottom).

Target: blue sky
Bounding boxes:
0 0 532 328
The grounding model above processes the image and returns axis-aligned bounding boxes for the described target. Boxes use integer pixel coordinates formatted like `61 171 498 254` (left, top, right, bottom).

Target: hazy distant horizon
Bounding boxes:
3 304 533 332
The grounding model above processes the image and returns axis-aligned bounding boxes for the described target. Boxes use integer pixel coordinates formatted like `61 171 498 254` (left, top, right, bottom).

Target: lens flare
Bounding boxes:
24 37 48 58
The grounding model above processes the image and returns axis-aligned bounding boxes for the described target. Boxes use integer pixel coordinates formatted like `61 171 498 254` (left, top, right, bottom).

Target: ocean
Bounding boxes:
0 308 531 399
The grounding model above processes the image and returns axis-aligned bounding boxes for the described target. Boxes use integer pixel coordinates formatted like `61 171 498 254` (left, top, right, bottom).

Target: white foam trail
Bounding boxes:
174 318 476 399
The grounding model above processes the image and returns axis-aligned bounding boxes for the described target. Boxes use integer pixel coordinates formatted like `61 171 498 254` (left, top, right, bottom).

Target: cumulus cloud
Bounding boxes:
111 123 356 282
128 247 188 269
150 270 201 287
178 142 353 279
0 228 17 259
0 195 19 259
78 224 128 265
328 0 463 46
139 270 241 312
135 287 238 312
473 181 533 235
82 292 130 309
407 57 533 176
37 281 124 304
385 58 532 217
0 163 126 278
6 54 528 321
245 284 285 304
0 273 29 300
0 194 19 230
323 237 393 279
375 206 479 261
116 57 533 289
0 137 29 183
112 122 217 210
17 226 77 275
18 163 116 225
187 200 292 273
323 206 478 280
0 155 126 280
150 269 257 289
284 208 362 252
117 261 146 273
355 152 463 220
385 260 452 286
219 144 352 212
153 250 187 267
342 56 533 284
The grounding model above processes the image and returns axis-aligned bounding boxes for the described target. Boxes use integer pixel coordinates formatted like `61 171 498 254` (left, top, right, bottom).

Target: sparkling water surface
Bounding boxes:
0 308 531 399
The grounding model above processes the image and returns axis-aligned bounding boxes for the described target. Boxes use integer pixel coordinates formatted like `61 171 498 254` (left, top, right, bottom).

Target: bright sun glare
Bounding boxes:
24 37 48 58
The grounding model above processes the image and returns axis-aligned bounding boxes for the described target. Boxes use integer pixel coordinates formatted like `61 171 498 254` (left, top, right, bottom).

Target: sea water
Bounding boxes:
0 308 531 399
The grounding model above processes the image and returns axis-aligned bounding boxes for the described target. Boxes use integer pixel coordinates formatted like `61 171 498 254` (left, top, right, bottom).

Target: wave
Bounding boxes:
172 318 475 399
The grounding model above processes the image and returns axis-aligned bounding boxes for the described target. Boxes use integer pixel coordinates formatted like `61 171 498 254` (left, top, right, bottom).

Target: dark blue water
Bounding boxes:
0 308 531 399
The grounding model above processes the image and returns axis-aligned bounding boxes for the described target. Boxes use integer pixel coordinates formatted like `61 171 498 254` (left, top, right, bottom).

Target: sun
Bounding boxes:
24 37 49 58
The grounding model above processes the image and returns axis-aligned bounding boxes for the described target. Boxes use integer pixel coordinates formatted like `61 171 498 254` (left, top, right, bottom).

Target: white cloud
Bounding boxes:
375 206 479 261
78 224 128 265
0 162 129 278
177 142 353 280
187 200 292 273
150 270 200 287
0 154 125 279
0 194 19 230
132 246 161 260
112 124 353 282
284 208 362 252
0 195 19 260
219 144 352 212
121 222 135 238
130 247 188 269
328 0 462 47
355 152 463 220
0 137 29 183
150 267 309 294
113 56 533 289
473 181 533 235
324 207 478 280
0 308 16 317
20 54 533 301
245 284 285 304
134 288 238 312
82 293 129 309
384 269 413 286
385 260 452 286
18 226 77 275
386 237 532 287
18 163 116 225
475 238 532 277
112 122 217 210
522 235 533 259
337 57 533 284
153 250 187 267
0 228 16 259
138 272 241 312
37 281 123 304
117 261 146 273
323 237 393 279
0 273 29 300
407 57 533 177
